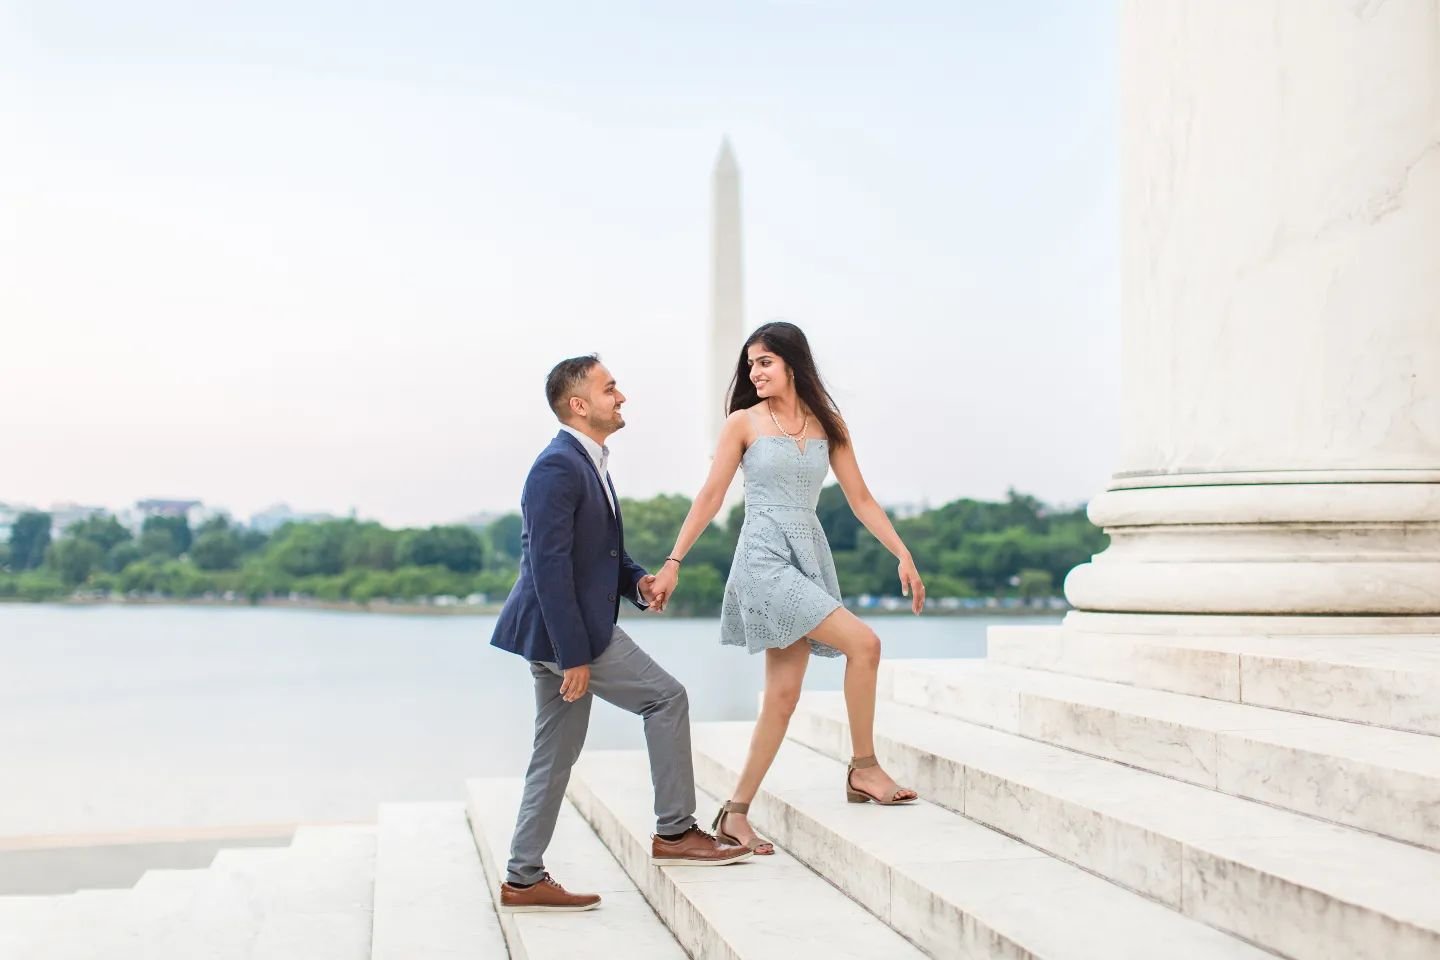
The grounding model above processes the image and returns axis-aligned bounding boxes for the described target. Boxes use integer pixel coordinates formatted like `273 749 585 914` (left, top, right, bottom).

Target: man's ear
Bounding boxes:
568 395 586 418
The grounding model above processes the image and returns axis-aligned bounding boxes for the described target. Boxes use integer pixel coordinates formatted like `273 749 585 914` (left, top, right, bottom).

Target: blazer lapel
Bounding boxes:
607 472 624 541
556 430 618 525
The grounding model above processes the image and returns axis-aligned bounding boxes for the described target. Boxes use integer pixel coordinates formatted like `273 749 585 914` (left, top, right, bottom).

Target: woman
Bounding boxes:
648 321 924 855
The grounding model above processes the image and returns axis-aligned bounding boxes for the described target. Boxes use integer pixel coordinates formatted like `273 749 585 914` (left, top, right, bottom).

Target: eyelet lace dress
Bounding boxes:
719 434 843 658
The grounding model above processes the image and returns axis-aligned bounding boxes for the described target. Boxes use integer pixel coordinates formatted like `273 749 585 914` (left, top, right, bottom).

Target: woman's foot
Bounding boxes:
847 760 918 804
716 808 775 856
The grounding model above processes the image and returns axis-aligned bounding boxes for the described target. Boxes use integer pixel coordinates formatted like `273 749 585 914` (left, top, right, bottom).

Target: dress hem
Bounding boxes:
721 597 844 658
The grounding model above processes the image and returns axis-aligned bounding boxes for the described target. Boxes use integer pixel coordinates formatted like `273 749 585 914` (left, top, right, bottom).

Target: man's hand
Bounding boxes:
638 574 662 609
560 665 591 702
649 563 680 612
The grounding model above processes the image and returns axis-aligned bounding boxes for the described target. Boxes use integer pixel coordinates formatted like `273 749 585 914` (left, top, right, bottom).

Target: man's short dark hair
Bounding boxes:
545 354 601 420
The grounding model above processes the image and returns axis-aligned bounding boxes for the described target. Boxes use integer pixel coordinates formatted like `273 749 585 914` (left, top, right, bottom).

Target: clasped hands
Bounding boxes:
637 560 680 613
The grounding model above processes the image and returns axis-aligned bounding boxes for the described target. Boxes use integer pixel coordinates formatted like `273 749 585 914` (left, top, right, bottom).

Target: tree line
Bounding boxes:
0 487 1105 615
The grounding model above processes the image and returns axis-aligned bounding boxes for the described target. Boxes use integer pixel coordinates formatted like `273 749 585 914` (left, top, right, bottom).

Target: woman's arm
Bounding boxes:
649 411 750 606
830 436 927 614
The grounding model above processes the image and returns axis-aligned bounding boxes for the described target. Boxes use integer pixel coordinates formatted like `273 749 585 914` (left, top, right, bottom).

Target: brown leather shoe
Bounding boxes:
498 873 601 913
650 826 753 867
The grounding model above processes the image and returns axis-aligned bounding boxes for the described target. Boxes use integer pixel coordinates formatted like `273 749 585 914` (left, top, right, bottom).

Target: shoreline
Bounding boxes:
1 596 1069 618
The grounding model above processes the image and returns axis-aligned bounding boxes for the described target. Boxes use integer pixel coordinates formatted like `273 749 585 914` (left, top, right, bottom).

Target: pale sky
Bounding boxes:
1 1 1120 528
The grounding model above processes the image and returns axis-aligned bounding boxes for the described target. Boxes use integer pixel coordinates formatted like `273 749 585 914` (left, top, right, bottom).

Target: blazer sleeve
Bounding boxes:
619 551 649 609
524 456 591 669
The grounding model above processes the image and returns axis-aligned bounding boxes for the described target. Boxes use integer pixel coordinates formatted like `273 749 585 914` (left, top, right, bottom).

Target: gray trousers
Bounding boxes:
505 624 697 885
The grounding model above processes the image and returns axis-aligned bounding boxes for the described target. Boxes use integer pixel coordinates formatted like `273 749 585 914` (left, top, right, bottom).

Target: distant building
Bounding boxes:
884 500 932 520
248 503 337 534
49 502 108 534
454 511 503 530
136 499 203 519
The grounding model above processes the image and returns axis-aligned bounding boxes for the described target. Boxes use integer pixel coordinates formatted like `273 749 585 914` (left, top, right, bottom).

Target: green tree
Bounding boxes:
67 514 133 553
9 512 52 570
140 515 192 558
473 568 518 600
397 526 485 574
487 514 523 559
924 572 977 599
268 522 347 576
106 541 143 573
237 558 292 602
340 523 401 570
48 538 105 587
664 563 726 615
236 527 270 556
619 494 736 580
1017 568 1054 601
191 528 242 571
17 570 66 601
816 484 862 551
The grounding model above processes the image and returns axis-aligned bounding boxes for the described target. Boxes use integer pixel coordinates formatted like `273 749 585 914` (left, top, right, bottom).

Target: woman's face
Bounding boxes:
747 342 790 398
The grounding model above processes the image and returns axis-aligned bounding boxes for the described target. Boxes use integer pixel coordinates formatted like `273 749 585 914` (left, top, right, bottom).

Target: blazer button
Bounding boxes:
609 549 618 558
607 593 617 602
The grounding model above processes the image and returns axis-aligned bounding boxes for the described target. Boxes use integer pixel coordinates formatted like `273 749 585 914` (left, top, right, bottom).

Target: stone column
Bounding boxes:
1065 1 1440 625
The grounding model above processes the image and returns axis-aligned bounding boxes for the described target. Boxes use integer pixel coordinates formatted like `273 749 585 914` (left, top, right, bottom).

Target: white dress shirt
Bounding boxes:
560 425 616 516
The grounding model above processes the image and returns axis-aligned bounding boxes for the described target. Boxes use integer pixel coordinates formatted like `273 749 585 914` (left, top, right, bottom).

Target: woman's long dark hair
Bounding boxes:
727 321 850 449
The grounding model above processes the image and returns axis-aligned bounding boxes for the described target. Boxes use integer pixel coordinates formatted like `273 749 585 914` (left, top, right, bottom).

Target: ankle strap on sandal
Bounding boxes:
721 800 750 814
849 755 879 769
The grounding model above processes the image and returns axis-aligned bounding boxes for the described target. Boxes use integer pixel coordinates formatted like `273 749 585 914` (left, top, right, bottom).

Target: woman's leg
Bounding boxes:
807 607 917 802
719 637 811 849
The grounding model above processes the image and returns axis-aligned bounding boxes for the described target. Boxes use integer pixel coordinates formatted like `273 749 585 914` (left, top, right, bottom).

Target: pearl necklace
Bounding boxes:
767 400 809 450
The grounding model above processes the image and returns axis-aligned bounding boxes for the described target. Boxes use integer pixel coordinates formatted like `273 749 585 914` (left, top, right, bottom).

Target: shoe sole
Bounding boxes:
650 849 755 867
499 901 601 913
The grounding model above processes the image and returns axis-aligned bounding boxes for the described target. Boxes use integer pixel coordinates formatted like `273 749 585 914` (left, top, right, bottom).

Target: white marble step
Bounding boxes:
466 777 685 960
988 625 1440 735
566 750 927 960
789 691 1440 960
0 879 215 960
371 802 506 960
883 658 1440 849
1 860 260 960
691 722 1269 960
0 895 64 957
131 866 212 898
210 845 292 873
130 844 289 959
249 824 376 960
41 889 142 960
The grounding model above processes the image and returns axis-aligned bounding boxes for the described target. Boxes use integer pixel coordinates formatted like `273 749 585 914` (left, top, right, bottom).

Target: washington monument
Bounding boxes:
708 138 745 461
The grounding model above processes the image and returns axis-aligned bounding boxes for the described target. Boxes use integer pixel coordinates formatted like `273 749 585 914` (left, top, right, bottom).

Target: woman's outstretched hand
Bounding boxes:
898 557 926 614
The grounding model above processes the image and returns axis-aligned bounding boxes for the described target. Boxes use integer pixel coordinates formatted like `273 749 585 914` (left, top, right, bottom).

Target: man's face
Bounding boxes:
577 363 626 435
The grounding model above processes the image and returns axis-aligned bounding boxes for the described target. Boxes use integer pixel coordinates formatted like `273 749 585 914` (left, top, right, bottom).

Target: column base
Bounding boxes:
1065 481 1440 616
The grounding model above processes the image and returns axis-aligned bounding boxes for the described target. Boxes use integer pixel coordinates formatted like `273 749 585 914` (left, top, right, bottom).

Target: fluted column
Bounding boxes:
1066 0 1440 617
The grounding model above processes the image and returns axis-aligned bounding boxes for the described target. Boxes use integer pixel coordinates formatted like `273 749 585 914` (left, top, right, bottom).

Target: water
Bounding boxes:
0 604 1060 838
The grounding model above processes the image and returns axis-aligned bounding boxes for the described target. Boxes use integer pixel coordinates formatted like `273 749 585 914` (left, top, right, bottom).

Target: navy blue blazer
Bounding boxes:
490 430 648 669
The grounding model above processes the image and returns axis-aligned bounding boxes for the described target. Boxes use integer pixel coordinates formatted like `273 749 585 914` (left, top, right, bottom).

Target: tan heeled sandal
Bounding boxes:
846 755 918 805
710 800 775 855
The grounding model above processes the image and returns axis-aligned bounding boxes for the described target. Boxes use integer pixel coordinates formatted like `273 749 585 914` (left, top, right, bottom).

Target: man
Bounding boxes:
490 354 751 914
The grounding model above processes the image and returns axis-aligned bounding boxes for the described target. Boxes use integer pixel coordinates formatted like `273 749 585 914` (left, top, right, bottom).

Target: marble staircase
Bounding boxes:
2 625 1436 958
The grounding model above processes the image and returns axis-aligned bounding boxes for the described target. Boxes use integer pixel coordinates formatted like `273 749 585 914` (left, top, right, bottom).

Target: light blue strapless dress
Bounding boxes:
720 437 843 658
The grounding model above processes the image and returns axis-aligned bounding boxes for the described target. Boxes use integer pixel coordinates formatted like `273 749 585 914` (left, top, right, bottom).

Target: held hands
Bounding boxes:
898 556 926 615
638 574 662 609
645 562 680 613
